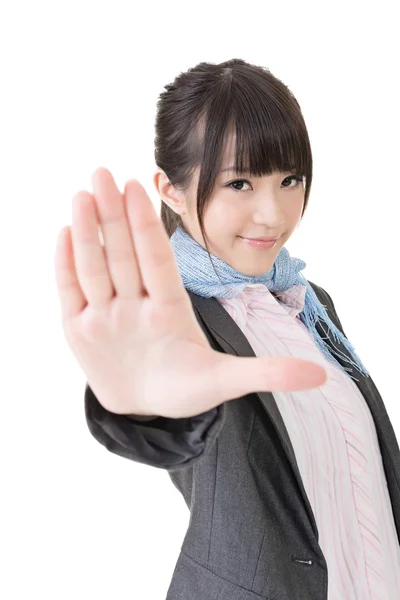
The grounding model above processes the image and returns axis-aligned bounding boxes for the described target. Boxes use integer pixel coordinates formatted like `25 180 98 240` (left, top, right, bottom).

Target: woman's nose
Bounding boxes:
252 197 285 228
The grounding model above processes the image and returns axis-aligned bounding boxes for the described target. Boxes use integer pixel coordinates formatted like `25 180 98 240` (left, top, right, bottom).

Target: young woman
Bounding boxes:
55 58 400 599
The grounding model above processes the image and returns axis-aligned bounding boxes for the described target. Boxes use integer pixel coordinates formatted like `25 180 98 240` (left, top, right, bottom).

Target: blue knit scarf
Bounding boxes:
170 224 369 381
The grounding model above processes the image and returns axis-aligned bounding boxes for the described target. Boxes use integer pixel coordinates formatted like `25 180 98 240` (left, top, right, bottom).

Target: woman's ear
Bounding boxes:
153 169 187 216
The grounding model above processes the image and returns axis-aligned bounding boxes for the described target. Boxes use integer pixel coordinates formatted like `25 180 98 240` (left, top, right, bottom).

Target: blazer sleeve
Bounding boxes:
84 384 226 470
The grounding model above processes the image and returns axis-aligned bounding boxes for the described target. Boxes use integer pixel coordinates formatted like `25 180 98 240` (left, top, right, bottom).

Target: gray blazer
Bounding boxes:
85 280 400 600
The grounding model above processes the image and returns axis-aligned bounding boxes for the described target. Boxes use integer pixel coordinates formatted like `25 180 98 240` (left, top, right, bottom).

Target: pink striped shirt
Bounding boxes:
217 283 400 599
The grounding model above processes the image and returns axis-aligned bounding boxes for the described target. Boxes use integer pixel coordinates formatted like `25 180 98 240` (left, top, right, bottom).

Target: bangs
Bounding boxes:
230 89 308 178
195 67 312 208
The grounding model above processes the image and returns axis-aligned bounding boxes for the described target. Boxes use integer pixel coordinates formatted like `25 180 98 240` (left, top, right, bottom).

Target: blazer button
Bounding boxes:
292 555 314 566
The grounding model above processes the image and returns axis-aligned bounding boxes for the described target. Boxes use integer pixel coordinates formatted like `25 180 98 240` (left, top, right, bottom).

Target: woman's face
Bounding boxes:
155 139 305 276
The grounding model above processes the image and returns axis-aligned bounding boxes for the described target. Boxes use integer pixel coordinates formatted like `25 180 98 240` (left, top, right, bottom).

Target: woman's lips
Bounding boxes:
239 236 278 249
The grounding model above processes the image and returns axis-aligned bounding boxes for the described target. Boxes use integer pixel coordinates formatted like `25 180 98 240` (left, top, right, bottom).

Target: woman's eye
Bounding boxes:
226 179 252 192
282 175 303 188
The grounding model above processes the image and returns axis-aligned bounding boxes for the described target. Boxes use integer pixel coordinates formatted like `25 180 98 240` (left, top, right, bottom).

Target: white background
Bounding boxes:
1 1 399 598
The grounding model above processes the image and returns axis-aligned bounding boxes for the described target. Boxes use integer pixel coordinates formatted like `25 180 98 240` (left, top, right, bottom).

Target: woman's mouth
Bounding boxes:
238 236 279 250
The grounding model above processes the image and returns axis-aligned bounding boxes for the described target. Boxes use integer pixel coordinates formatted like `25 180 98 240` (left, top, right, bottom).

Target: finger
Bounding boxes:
71 189 114 309
212 355 328 401
124 178 188 306
54 225 87 320
90 168 145 299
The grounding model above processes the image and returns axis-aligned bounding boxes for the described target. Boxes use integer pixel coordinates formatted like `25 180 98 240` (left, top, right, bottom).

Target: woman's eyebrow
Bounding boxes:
218 166 251 174
218 166 297 174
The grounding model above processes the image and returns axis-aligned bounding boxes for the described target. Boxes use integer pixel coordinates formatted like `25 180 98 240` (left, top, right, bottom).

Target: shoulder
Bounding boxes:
307 279 333 306
306 279 344 333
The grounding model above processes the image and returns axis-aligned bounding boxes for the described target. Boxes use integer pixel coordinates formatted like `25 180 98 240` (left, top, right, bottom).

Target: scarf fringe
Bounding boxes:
301 285 370 382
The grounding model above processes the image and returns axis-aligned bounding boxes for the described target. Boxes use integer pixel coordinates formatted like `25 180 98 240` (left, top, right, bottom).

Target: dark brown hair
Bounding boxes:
154 58 313 269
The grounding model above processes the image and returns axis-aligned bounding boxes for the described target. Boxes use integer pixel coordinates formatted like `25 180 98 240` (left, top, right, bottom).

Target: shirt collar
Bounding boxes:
273 284 306 317
240 283 306 317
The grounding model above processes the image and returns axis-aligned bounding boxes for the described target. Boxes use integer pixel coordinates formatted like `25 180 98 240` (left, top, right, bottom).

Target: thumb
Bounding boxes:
212 354 328 401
